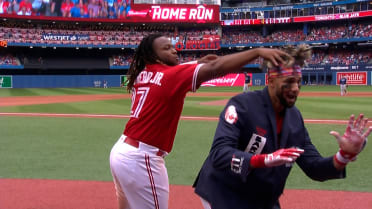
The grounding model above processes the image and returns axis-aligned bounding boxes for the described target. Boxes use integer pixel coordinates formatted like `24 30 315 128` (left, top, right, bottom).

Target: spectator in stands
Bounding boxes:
17 3 32 15
77 0 87 16
61 0 74 17
117 0 126 18
7 0 19 14
107 6 117 19
79 2 88 17
32 0 43 15
99 0 108 18
37 0 51 16
108 1 118 17
50 0 62 16
17 0 32 15
0 0 10 14
87 6 93 17
70 2 80 17
106 0 115 8
87 0 99 18
124 0 129 14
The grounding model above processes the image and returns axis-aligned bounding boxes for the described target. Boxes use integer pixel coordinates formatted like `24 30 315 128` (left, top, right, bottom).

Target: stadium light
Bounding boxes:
235 46 245 51
357 42 372 46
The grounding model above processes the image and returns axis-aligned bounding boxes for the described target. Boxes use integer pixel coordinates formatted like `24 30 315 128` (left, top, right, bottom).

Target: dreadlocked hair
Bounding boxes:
126 33 164 92
262 44 312 70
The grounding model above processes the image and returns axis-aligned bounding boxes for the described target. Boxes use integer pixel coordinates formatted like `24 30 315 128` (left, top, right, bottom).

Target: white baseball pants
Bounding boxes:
110 135 169 209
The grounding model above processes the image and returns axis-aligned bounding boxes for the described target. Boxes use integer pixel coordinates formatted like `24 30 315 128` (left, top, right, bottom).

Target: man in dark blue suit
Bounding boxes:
193 45 372 209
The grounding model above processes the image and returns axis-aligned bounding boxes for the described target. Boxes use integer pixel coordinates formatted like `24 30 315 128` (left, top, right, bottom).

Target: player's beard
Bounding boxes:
276 85 297 108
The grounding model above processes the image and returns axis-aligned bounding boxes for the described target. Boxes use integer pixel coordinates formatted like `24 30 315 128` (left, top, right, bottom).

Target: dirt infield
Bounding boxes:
1 178 372 209
0 94 130 107
1 91 372 107
1 91 372 209
2 112 372 127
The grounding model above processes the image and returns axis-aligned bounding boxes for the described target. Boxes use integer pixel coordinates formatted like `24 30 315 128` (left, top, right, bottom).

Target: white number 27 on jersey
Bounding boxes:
130 87 150 118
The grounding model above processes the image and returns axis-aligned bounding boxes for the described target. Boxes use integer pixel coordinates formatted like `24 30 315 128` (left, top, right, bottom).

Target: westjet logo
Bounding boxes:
42 34 90 41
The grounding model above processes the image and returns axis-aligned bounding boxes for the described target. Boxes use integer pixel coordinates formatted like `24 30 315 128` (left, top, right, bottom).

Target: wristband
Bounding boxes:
250 154 266 168
339 149 357 160
334 150 349 166
334 149 358 166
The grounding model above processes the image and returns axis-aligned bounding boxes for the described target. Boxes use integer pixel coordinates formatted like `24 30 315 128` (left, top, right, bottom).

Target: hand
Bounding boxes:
257 48 291 67
197 54 219 64
330 114 372 165
250 147 304 168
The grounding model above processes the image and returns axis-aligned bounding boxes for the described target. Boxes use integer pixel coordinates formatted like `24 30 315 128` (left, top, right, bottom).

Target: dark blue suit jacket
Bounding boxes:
193 87 345 209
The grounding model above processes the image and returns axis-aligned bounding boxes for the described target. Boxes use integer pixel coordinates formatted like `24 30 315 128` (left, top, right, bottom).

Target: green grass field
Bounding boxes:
1 86 372 192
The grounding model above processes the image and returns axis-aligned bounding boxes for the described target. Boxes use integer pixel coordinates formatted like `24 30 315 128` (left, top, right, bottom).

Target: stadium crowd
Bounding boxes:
0 22 220 46
1 21 371 46
2 48 368 68
0 54 20 65
0 0 131 19
109 48 371 67
221 22 372 45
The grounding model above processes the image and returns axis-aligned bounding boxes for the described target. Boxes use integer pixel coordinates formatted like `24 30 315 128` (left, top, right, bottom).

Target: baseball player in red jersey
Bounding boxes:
109 33 290 209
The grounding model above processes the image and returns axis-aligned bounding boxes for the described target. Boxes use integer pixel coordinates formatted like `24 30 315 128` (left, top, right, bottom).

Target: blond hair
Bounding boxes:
262 44 312 69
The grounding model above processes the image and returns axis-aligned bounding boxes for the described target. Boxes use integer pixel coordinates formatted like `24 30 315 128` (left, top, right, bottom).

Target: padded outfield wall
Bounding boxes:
1 71 371 88
2 75 121 88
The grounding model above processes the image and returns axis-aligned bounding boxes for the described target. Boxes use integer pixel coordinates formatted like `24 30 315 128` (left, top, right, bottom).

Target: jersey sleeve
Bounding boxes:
207 96 254 182
175 63 203 93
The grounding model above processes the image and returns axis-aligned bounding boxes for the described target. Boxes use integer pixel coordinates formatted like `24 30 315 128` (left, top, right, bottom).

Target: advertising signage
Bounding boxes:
0 40 7 47
0 76 12 88
336 72 367 85
301 64 372 71
175 35 220 51
221 17 291 26
293 10 372 23
0 4 219 24
42 34 90 41
221 0 369 13
201 73 248 87
127 4 220 23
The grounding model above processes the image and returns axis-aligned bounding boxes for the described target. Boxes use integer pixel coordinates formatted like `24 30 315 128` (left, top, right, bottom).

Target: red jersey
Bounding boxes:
124 63 202 153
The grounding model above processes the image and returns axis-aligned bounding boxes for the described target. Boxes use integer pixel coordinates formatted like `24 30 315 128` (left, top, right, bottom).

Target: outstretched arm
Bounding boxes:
330 114 372 170
197 54 219 64
196 48 289 87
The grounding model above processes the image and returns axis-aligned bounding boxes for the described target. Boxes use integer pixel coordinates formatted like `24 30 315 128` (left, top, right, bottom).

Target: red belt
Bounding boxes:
124 137 165 157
